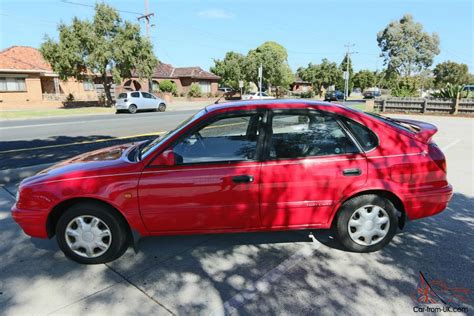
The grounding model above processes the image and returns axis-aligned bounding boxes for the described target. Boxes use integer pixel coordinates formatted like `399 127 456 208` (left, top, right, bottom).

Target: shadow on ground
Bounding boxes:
0 192 472 315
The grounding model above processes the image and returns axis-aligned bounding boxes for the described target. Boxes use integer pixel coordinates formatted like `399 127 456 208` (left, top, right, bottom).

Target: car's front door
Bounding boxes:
141 92 155 109
259 109 368 228
138 112 265 232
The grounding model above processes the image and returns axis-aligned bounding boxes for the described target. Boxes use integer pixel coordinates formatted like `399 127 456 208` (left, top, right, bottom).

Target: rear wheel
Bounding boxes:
335 194 398 252
128 104 137 114
158 103 166 112
56 202 129 264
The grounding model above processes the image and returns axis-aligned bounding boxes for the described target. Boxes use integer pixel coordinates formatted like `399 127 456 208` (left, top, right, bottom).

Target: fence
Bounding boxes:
94 83 116 101
373 97 474 115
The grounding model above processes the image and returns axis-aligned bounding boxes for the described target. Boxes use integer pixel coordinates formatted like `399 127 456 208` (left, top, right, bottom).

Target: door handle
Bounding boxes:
343 168 361 176
232 175 254 183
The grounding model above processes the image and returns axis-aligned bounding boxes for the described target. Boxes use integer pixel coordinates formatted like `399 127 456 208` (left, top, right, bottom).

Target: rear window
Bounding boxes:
118 93 127 99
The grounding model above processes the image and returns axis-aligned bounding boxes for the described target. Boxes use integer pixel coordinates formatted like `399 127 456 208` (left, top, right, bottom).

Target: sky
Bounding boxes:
1 0 473 73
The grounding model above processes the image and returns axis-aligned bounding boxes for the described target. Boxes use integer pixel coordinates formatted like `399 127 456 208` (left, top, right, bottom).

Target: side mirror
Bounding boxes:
151 148 175 167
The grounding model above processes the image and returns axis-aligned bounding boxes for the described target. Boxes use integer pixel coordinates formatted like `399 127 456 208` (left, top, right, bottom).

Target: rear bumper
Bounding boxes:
11 205 49 239
404 184 453 220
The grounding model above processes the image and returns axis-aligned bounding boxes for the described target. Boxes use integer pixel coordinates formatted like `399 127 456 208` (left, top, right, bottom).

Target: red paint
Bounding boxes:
11 100 453 239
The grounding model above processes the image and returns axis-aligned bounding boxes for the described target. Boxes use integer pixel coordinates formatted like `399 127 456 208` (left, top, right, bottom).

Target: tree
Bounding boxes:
245 41 294 95
353 70 377 91
336 55 354 94
297 59 340 96
391 76 420 97
41 3 157 104
210 51 248 91
433 61 470 87
377 14 440 76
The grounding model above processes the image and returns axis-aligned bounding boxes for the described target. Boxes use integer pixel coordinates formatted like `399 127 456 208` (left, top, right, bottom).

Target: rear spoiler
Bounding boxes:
392 118 438 143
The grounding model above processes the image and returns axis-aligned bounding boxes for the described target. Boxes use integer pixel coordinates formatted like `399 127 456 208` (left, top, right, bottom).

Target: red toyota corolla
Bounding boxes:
12 100 453 264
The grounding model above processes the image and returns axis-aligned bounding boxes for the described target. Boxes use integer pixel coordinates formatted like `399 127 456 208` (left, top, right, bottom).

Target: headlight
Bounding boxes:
15 190 20 202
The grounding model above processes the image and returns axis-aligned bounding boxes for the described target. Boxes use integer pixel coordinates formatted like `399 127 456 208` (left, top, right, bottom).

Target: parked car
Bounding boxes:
363 90 382 99
218 87 233 94
12 100 452 264
324 90 344 101
241 91 274 100
115 91 166 114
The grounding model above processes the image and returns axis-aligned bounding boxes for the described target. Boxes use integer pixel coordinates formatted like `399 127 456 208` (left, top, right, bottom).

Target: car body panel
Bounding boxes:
12 100 453 240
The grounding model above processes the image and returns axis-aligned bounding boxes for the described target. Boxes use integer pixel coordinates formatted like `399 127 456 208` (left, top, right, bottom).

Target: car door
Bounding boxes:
141 92 155 109
259 109 368 228
138 111 265 232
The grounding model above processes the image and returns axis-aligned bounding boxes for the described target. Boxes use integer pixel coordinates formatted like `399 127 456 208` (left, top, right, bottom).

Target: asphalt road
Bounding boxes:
0 113 472 315
0 110 199 169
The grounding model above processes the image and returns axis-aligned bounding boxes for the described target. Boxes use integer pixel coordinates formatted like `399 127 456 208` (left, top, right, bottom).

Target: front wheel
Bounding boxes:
335 194 398 252
56 202 130 264
158 103 166 112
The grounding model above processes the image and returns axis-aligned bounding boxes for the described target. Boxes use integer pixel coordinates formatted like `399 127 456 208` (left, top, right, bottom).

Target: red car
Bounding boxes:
12 100 453 264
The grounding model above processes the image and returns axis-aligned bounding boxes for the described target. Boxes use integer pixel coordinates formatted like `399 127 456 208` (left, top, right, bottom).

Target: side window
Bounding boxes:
131 92 140 98
141 92 152 99
173 114 262 164
344 119 378 151
269 112 359 159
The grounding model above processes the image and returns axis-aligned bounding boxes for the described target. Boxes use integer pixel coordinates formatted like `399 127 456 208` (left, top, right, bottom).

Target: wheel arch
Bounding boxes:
331 189 407 229
46 197 132 238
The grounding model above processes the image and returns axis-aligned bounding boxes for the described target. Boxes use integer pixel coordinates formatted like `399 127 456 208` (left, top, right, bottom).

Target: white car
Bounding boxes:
115 91 167 114
241 91 275 100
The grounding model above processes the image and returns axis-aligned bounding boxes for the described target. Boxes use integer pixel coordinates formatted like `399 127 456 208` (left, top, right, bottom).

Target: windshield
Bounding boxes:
139 109 207 158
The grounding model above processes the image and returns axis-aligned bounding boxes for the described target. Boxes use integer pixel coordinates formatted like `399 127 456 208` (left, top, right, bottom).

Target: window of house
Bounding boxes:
83 79 95 91
0 77 27 92
173 114 262 164
199 81 211 93
269 112 359 159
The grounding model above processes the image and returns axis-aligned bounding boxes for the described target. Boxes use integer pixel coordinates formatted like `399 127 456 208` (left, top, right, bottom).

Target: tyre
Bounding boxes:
56 202 130 264
128 104 137 114
335 194 398 252
158 103 166 112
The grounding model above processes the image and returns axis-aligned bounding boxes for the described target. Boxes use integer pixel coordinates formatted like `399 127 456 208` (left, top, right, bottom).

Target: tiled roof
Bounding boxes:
0 46 53 72
143 62 220 80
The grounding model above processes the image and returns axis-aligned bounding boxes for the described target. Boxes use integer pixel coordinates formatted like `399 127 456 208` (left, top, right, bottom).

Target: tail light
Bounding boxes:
428 143 447 173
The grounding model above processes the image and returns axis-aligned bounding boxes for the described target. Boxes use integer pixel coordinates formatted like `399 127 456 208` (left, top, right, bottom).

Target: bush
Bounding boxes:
159 80 178 96
188 83 202 98
300 90 315 98
391 77 420 97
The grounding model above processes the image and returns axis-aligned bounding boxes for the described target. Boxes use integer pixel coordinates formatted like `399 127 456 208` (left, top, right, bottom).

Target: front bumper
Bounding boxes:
11 204 49 238
404 184 453 220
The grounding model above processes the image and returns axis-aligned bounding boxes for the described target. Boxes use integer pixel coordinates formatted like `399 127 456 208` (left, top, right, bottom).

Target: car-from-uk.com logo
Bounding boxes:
412 271 471 313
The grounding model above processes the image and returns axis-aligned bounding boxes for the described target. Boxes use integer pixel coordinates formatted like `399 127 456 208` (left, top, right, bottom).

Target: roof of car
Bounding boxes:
205 99 348 112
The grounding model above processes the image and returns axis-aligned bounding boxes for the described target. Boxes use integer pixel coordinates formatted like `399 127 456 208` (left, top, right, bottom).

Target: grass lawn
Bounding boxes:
0 107 115 120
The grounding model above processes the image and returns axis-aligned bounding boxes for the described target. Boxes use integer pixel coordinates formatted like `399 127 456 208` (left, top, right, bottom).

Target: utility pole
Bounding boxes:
343 43 357 102
138 0 155 92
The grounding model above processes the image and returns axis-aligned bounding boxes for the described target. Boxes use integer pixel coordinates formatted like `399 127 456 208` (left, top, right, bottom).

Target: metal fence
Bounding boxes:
373 97 474 115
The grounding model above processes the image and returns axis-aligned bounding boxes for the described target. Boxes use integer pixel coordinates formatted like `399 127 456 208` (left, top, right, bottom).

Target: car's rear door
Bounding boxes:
138 111 265 232
259 109 368 228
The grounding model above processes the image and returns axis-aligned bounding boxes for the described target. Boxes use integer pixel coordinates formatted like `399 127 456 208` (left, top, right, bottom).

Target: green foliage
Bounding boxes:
40 3 157 104
245 41 294 93
297 59 341 96
431 83 468 99
391 76 420 97
299 90 315 98
377 14 440 76
353 70 377 91
433 61 470 87
188 83 202 98
210 51 248 91
158 79 178 96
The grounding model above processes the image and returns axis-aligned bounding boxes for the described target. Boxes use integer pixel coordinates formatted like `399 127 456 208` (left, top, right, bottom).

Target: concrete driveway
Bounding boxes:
0 114 472 315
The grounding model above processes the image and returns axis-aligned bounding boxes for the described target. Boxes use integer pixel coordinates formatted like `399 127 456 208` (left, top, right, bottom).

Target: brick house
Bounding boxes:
290 76 312 93
121 62 220 96
0 46 99 109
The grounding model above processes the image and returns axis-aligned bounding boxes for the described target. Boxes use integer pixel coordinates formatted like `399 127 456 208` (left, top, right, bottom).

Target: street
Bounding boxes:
0 111 473 315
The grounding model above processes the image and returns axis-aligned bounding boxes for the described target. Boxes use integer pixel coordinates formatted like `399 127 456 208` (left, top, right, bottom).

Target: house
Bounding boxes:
0 46 98 109
122 62 220 96
290 76 312 93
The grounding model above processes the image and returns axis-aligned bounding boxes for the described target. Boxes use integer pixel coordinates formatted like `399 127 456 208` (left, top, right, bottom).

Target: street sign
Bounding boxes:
343 71 349 80
239 80 244 88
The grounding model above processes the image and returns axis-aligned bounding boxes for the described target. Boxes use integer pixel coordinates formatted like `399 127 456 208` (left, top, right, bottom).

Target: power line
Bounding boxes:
60 0 142 16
